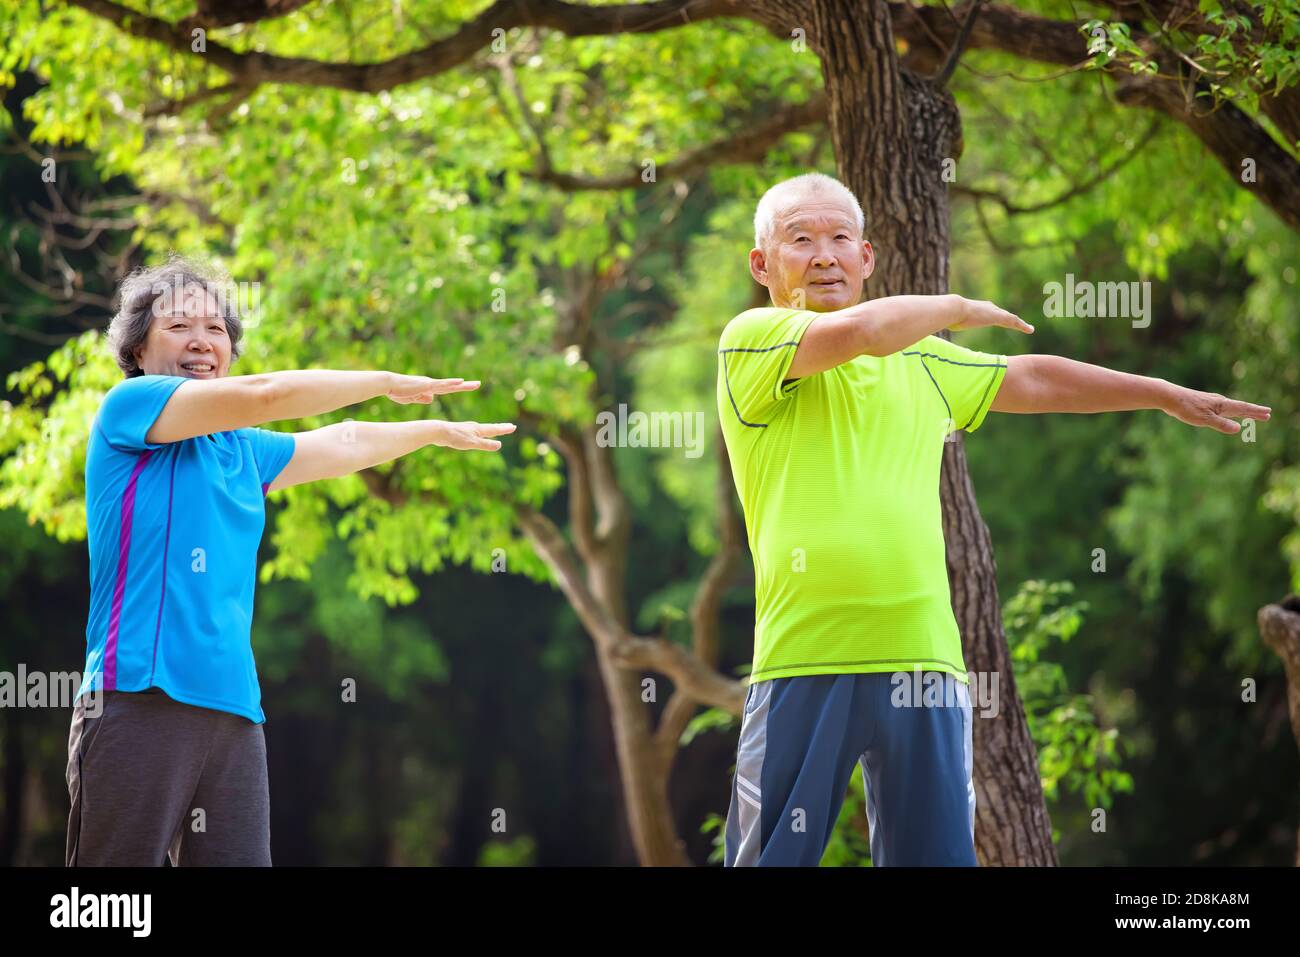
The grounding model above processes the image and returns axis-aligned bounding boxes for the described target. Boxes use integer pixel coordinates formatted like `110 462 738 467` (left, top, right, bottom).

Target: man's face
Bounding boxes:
750 196 874 312
133 284 232 379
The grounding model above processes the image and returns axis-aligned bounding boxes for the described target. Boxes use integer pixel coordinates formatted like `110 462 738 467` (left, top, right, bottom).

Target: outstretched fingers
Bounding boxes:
468 422 517 451
431 378 481 395
1200 396 1272 433
1220 397 1271 422
991 307 1034 334
389 375 483 404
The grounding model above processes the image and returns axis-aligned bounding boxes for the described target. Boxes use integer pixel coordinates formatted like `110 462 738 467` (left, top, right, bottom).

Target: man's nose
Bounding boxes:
811 246 837 267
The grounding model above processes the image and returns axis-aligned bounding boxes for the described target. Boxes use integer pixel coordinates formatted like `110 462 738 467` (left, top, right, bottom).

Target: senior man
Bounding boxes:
718 173 1270 867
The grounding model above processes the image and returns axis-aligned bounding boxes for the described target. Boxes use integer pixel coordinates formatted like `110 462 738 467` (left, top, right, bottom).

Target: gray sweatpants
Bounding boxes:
65 687 271 866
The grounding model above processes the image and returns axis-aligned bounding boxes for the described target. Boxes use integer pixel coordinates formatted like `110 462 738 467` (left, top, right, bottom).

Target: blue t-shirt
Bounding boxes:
77 374 296 724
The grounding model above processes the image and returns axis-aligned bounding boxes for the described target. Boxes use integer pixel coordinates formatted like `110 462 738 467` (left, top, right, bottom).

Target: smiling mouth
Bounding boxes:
181 362 215 373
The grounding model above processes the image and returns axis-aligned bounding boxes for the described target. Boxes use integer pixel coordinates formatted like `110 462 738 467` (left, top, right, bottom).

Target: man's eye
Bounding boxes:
796 237 811 243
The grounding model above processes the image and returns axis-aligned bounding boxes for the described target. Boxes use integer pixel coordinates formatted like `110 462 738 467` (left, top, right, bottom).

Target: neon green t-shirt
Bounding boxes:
716 306 1008 685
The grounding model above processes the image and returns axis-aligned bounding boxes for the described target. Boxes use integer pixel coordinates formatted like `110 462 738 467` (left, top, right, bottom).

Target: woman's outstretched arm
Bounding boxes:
267 418 517 492
144 370 477 444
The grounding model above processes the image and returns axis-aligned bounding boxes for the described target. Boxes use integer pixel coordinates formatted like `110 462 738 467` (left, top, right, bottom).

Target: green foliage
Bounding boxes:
630 197 762 557
477 835 537 867
680 705 737 747
0 333 120 541
1004 581 1133 819
3 0 1298 866
819 771 875 867
1109 417 1278 650
701 811 726 864
0 0 827 613
1082 1 1300 126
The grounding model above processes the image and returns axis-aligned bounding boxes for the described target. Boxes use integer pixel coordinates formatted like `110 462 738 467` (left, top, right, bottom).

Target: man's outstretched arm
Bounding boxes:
785 295 1033 380
990 354 1271 434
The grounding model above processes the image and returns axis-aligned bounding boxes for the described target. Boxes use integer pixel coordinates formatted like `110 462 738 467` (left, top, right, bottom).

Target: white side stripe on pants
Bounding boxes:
728 680 773 866
735 774 762 809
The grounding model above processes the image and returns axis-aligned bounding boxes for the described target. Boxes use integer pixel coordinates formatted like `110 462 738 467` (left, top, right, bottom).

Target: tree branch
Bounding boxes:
530 94 828 191
143 82 254 118
68 0 1300 226
610 635 746 714
516 408 599 564
653 422 748 761
515 498 741 715
951 117 1161 214
1258 598 1300 759
179 0 316 30
65 0 743 93
514 503 627 644
889 0 1300 230
933 0 985 87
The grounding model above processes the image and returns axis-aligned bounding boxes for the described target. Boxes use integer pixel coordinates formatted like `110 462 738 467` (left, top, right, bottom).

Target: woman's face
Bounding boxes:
132 285 232 380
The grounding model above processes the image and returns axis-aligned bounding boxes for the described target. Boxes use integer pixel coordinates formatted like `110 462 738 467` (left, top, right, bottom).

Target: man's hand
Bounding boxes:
948 298 1035 335
433 421 517 451
387 375 482 404
1162 385 1271 435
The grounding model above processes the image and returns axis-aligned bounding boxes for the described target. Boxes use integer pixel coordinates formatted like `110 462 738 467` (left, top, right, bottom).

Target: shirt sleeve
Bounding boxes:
717 307 821 428
904 334 1008 434
95 375 188 452
243 428 297 490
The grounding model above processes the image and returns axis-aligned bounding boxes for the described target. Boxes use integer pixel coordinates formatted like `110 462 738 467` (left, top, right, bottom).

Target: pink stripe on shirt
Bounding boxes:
104 450 153 690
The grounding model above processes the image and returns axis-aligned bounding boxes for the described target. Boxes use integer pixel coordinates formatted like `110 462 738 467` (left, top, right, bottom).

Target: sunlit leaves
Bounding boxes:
1004 580 1134 812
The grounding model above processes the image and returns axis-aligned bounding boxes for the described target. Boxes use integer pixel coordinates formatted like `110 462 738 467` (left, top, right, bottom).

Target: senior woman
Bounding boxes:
66 257 514 866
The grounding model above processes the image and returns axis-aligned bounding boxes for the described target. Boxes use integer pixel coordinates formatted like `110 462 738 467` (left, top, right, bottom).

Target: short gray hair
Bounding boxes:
106 255 243 378
754 173 866 251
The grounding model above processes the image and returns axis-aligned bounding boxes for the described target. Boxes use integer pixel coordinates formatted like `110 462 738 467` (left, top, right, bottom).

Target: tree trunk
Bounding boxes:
941 438 1058 865
1257 596 1300 866
583 441 691 866
592 643 689 864
791 0 1059 865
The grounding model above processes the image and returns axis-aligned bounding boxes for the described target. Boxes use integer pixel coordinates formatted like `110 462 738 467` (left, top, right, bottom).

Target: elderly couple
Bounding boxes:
67 173 1268 867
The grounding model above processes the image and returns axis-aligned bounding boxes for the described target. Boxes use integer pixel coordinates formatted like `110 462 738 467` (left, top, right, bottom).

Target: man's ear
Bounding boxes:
749 247 770 287
861 241 876 281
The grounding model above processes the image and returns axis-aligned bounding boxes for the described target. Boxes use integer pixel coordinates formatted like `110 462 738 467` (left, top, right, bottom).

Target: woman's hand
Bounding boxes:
432 421 517 451
387 374 482 404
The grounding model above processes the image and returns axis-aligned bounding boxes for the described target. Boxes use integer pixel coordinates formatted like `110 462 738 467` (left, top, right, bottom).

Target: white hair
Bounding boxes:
753 173 865 251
